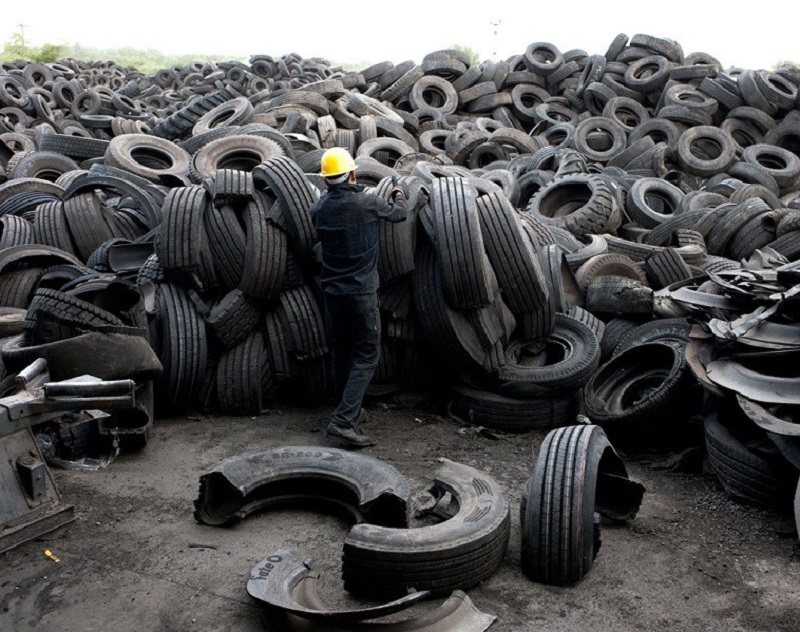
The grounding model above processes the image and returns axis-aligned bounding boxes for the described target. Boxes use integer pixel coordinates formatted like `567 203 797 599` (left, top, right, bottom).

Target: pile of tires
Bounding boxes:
0 32 798 493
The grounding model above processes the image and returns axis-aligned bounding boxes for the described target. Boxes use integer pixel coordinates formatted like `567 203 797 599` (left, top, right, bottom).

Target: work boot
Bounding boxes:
326 423 376 448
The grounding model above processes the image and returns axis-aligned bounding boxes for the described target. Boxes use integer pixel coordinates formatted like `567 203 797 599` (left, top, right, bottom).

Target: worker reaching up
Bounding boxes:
310 148 409 448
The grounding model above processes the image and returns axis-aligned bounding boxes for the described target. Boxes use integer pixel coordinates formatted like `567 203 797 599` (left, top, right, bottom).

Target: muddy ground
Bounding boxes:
2 392 799 632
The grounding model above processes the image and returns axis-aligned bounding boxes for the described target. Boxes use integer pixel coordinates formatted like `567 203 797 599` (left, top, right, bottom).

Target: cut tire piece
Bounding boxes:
343 458 510 598
194 445 411 527
584 342 692 445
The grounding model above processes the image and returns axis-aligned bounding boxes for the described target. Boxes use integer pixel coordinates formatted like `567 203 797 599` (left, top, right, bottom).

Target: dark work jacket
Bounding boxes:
310 182 408 295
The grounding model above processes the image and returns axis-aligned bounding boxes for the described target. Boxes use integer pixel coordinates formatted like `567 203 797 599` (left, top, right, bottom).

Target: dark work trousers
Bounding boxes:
324 291 381 429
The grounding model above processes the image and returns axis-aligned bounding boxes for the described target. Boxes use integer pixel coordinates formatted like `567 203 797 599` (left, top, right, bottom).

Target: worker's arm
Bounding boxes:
376 192 409 223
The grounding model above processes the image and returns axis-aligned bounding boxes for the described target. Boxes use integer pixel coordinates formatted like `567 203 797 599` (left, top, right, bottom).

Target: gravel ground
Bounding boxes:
1 393 799 631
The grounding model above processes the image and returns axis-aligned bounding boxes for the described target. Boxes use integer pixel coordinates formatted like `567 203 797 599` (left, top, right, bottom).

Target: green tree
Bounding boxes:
451 44 480 66
34 43 66 63
1 31 33 61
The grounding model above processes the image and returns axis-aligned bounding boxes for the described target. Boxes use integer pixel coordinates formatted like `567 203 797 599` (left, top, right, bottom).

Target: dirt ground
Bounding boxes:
2 391 799 632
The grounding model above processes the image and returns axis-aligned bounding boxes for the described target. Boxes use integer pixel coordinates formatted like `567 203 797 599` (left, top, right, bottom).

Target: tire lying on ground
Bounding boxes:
520 423 645 586
448 383 579 433
193 445 411 527
342 458 510 598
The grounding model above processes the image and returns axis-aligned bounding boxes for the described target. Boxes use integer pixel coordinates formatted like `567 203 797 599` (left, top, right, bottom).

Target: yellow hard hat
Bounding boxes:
320 147 357 178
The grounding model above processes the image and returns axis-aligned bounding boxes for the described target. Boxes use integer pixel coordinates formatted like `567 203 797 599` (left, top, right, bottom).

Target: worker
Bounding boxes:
310 147 409 448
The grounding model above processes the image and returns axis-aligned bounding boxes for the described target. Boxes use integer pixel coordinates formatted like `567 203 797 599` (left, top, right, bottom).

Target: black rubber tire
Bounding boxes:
624 55 671 94
0 268 44 309
626 178 685 229
413 242 494 375
105 133 191 182
705 198 770 257
62 191 116 261
741 143 800 193
239 194 287 301
612 317 691 356
154 282 208 413
343 459 510 598
600 316 647 360
602 97 651 132
572 117 628 163
373 176 420 283
496 313 600 396
204 203 247 291
705 412 794 509
584 342 690 443
37 132 110 160
675 126 737 177
0 214 33 249
724 213 776 262
524 42 564 77
215 331 266 416
23 287 125 344
191 135 285 181
584 276 653 316
408 75 459 115
527 174 617 238
449 384 579 433
642 249 694 289
7 150 81 181
150 89 233 141
476 192 550 318
520 425 604 585
277 285 327 358
574 253 648 292
431 176 498 309
253 157 318 262
156 185 216 290
192 97 255 135
208 169 255 203
206 289 262 349
194 443 410 527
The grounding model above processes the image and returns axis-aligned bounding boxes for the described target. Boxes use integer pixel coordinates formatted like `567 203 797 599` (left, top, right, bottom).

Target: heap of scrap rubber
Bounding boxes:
0 36 799 511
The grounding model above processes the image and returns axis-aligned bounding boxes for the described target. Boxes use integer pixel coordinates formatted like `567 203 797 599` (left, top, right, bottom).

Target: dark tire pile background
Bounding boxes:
0 34 798 521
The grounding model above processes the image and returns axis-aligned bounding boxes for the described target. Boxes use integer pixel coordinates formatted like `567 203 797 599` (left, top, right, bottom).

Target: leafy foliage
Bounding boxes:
1 32 66 63
451 44 480 66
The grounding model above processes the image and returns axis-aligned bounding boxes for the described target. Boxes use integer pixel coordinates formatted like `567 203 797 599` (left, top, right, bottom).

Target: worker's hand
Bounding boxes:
390 178 408 201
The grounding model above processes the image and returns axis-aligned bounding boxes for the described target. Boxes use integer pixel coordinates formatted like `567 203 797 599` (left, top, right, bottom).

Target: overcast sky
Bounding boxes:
1 2 796 71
